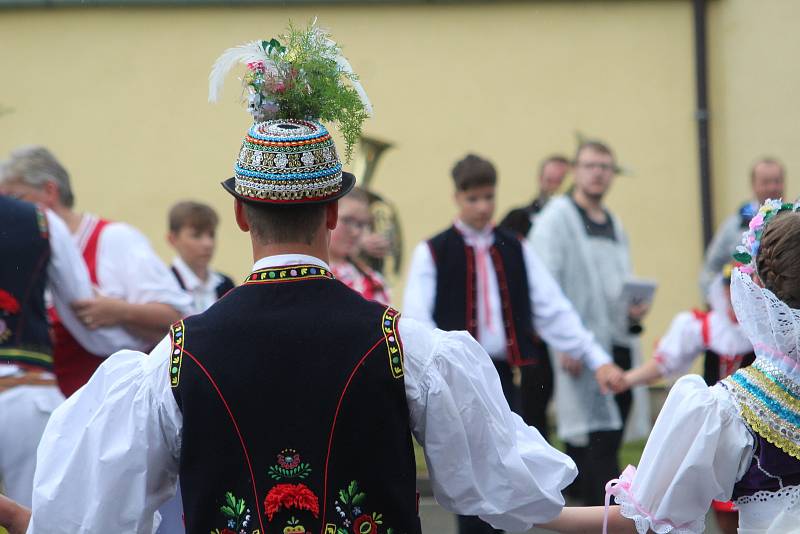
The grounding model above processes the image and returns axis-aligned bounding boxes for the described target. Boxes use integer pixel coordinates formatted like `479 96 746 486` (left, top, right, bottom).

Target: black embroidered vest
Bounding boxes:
170 264 419 534
427 226 538 366
0 197 52 371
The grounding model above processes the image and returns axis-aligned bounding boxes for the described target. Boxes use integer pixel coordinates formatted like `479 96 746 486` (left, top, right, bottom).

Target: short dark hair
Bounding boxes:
574 140 615 163
168 201 219 233
750 157 785 182
538 154 570 177
452 154 497 191
244 202 326 245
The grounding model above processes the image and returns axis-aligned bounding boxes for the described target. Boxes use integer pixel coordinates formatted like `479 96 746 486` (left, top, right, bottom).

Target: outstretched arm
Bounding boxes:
537 506 637 534
0 495 30 534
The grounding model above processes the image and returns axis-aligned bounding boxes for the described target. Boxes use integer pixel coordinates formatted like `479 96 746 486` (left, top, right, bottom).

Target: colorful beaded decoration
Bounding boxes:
723 359 800 459
244 265 335 286
381 308 404 379
234 120 344 203
169 321 186 388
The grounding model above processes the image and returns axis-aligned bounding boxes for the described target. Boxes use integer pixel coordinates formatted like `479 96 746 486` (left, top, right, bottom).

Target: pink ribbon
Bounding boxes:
603 465 635 534
475 244 495 334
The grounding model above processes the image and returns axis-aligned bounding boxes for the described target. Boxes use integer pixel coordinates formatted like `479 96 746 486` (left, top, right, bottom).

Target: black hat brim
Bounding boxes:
222 172 356 205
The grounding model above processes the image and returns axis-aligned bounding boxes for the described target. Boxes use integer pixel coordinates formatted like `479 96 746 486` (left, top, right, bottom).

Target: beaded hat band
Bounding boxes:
222 119 355 204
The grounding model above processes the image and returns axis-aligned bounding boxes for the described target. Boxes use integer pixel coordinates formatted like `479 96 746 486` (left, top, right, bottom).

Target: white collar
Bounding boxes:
454 219 494 246
172 256 221 292
252 254 331 272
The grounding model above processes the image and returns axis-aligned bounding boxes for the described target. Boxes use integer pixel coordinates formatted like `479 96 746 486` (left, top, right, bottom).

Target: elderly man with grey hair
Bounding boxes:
0 146 191 397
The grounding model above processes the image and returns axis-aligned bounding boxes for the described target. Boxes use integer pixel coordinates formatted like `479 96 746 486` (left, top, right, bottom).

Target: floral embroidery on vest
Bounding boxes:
264 449 320 533
211 491 253 534
169 320 186 388
0 289 20 343
381 308 403 379
328 480 395 534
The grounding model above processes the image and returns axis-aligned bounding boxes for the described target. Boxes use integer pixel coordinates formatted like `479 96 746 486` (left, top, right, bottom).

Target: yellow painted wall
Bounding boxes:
1 2 703 355
708 0 800 225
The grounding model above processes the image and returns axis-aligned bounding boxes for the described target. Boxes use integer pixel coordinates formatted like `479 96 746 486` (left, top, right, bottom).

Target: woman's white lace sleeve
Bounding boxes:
608 375 754 534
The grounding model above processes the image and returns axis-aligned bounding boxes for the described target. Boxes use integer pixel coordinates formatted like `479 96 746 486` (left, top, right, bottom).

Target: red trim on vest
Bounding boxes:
464 246 477 337
180 346 266 534
321 335 387 527
52 218 112 396
691 309 711 347
490 246 529 366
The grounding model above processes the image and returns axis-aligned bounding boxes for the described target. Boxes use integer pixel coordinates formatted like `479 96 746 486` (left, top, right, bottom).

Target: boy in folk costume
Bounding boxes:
167 201 236 316
404 153 625 534
0 23 583 534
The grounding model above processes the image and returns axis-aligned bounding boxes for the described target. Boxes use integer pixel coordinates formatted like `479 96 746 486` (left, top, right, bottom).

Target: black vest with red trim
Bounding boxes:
170 264 419 534
50 216 110 396
427 226 537 366
0 197 52 371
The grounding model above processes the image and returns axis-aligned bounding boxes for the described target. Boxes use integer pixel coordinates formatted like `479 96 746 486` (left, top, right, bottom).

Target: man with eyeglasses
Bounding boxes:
529 140 650 506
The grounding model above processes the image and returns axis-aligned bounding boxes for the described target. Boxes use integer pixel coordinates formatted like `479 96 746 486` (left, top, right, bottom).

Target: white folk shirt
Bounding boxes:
27 254 578 534
72 214 192 352
404 220 611 370
170 256 224 315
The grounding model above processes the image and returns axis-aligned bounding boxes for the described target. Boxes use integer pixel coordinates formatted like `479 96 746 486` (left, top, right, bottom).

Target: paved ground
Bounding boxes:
419 497 724 533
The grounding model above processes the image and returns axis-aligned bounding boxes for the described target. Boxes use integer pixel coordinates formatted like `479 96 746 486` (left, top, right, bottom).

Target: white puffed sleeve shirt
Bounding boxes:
610 375 754 533
27 254 576 534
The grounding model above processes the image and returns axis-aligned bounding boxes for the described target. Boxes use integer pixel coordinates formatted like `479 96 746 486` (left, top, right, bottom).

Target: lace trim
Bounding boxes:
610 466 706 534
735 483 800 507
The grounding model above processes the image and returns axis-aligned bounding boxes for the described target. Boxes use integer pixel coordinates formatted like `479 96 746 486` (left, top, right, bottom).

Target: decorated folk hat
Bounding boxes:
210 21 370 205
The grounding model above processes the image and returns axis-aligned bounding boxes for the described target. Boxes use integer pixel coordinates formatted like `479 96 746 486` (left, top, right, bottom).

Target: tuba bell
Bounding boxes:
353 136 404 277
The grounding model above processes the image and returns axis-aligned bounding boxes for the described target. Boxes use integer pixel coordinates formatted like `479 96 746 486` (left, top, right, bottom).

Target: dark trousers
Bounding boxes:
565 345 633 505
519 349 554 441
456 360 517 534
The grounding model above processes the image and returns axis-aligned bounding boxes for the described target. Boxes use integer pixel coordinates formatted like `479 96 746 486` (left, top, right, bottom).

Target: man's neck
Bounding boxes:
52 206 83 234
456 218 492 234
251 242 330 265
571 189 606 220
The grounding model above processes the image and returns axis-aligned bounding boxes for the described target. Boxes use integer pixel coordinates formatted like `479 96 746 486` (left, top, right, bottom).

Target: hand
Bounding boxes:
0 495 31 534
360 232 391 260
595 363 627 395
72 296 128 329
628 301 651 322
559 352 583 377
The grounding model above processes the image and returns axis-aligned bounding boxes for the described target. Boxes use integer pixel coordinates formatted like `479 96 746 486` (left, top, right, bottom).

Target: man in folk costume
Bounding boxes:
0 146 192 396
404 153 625 534
0 195 124 507
0 23 581 534
529 140 651 506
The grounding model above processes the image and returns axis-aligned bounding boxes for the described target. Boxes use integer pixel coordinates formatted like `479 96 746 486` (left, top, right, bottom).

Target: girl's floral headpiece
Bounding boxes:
733 198 800 274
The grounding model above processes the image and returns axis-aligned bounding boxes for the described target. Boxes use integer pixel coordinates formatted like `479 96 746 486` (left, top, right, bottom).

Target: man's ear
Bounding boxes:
234 199 250 232
166 231 178 248
43 181 61 208
325 201 338 230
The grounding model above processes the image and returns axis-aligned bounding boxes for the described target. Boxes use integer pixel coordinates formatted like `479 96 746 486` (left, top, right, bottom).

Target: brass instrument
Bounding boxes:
353 136 403 277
